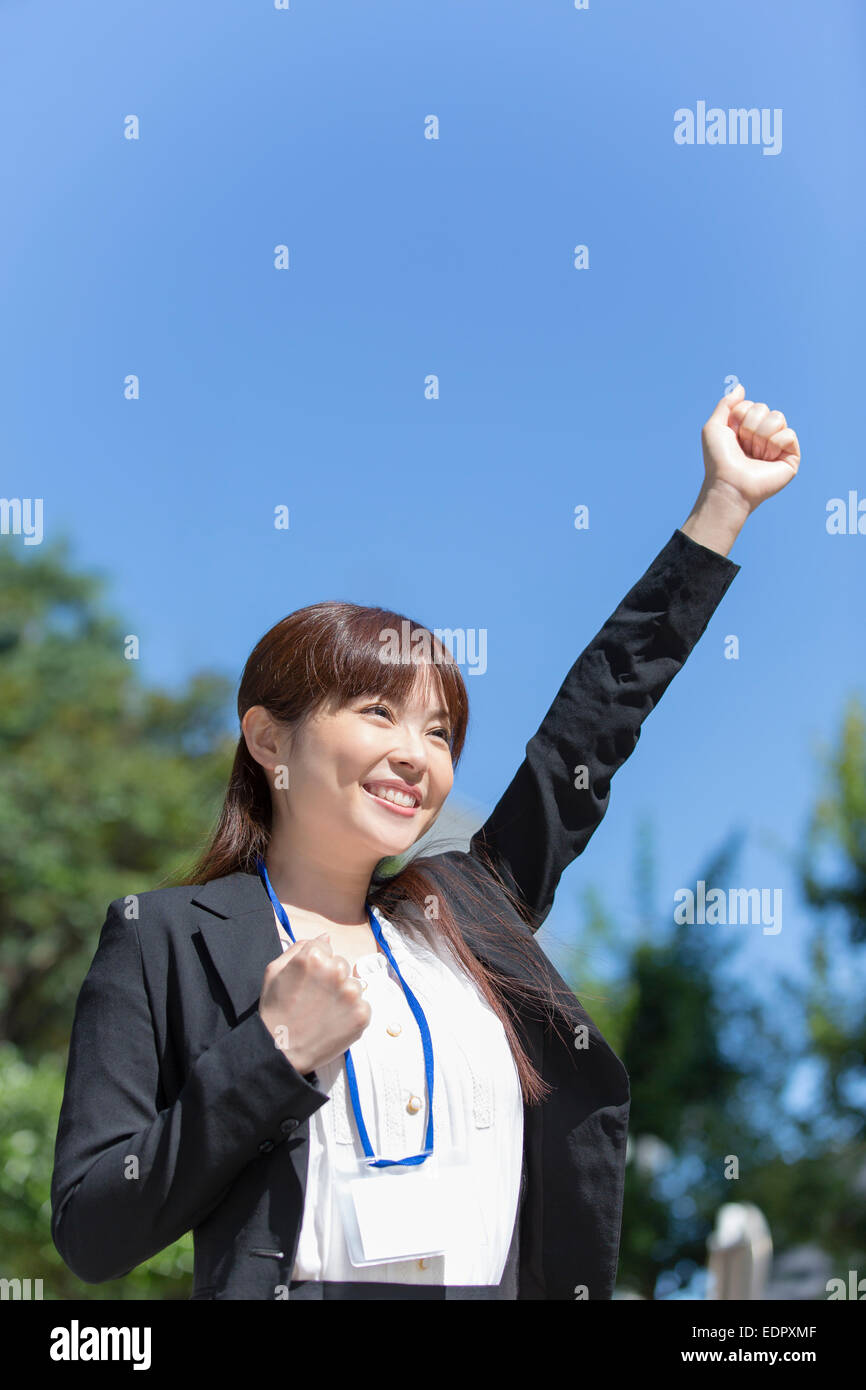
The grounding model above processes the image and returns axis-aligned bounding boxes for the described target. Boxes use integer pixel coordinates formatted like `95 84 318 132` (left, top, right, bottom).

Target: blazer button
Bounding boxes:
258 1139 275 1154
279 1118 299 1134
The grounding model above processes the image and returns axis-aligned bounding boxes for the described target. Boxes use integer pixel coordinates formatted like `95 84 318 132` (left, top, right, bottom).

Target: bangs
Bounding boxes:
314 607 469 758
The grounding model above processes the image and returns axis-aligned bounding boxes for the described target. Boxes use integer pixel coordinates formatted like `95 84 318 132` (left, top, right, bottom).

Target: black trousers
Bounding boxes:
288 1175 522 1301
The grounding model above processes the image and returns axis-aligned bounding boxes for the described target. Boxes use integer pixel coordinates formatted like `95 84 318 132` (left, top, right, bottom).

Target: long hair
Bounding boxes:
167 600 579 1104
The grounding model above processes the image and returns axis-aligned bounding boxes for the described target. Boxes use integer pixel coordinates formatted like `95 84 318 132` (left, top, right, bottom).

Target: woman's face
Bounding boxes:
246 670 455 867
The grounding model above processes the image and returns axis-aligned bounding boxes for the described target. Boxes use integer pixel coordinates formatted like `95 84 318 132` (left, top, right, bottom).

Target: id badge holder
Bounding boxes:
333 1145 489 1269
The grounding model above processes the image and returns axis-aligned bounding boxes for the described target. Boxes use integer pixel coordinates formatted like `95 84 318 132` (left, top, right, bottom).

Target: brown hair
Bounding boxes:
168 601 579 1104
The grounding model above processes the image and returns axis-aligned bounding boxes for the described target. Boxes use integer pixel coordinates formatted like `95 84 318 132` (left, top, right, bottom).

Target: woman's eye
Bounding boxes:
363 706 450 742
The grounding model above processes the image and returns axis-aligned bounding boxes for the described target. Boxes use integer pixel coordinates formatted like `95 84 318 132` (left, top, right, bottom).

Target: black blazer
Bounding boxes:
50 527 740 1300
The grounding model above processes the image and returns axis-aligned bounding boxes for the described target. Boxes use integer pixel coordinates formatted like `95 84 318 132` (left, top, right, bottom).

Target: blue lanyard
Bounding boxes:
255 856 434 1167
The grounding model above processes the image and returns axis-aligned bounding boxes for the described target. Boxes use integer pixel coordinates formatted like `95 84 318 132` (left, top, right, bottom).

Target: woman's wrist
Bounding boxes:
679 480 751 558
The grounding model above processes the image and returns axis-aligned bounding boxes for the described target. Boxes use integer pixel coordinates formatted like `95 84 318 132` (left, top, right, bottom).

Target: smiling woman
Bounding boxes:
53 382 796 1298
50 546 744 1300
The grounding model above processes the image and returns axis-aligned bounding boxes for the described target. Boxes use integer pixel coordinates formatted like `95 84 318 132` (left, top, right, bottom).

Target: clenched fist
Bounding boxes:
258 934 373 1076
700 382 801 516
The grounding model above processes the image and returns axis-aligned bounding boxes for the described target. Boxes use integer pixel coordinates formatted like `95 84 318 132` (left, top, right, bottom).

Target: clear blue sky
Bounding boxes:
3 2 864 1035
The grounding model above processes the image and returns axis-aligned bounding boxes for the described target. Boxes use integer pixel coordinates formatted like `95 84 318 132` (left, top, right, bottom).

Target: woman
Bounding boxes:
50 386 800 1300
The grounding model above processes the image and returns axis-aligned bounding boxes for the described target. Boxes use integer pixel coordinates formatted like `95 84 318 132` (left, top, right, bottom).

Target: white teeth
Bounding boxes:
365 784 417 808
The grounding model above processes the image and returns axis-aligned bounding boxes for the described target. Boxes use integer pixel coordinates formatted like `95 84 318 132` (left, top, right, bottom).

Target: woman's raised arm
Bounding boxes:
469 385 800 930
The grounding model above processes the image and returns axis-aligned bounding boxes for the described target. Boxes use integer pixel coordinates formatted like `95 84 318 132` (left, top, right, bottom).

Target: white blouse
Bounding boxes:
271 902 524 1286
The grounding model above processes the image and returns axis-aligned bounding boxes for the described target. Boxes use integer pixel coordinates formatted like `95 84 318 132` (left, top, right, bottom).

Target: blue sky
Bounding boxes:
3 1 864 1043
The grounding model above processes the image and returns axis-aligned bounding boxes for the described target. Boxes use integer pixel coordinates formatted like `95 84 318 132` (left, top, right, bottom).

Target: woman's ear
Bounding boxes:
242 706 286 774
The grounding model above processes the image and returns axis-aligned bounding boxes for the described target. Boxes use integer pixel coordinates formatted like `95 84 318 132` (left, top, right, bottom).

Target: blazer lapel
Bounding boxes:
191 870 285 1025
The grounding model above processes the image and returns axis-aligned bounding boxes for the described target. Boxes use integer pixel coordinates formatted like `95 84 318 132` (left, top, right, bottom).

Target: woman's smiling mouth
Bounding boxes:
361 783 421 815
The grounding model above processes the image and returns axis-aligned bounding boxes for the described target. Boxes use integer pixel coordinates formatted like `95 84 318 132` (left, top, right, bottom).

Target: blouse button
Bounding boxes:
406 1095 422 1114
386 1022 402 1036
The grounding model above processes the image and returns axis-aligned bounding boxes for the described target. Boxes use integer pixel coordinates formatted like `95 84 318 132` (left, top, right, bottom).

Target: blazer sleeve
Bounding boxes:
468 527 741 931
50 899 330 1285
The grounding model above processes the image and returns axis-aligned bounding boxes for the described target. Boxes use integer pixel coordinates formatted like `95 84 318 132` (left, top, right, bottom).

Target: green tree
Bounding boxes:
799 696 866 1124
0 536 237 1298
563 706 866 1300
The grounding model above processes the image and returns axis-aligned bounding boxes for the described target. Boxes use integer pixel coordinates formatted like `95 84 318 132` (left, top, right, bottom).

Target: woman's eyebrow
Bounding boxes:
366 692 450 717
364 694 450 719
